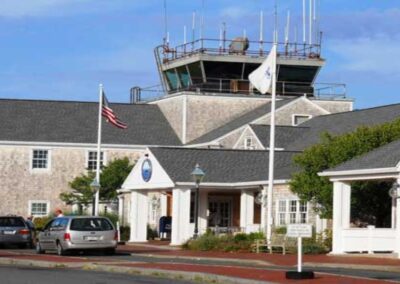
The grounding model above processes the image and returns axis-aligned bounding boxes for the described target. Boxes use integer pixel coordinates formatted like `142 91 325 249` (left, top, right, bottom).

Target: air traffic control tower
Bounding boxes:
151 37 334 98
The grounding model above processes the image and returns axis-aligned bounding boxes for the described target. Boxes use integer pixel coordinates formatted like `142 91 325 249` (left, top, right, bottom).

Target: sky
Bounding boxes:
0 0 399 109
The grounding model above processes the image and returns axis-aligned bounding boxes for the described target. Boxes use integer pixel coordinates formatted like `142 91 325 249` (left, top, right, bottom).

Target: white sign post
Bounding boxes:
286 224 314 280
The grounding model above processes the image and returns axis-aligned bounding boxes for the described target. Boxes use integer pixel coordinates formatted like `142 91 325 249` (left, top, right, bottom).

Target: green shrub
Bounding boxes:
274 226 287 234
248 231 265 241
33 216 53 231
100 212 119 227
147 225 158 240
120 226 130 241
184 232 264 252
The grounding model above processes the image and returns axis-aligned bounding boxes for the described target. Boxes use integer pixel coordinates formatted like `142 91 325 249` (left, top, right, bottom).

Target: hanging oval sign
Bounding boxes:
141 158 152 182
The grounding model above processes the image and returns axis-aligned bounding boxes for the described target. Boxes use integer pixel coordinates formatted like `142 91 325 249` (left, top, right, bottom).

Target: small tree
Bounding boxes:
61 157 134 206
290 118 400 219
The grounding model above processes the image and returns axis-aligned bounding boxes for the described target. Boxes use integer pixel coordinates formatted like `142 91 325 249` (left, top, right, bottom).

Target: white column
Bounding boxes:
198 190 208 235
129 190 149 242
392 197 396 229
332 181 351 254
171 188 191 245
160 193 168 217
240 190 254 233
118 195 124 225
395 178 400 257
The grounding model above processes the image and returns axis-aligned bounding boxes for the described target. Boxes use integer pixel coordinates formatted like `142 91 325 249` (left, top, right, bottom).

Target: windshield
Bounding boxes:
0 217 25 227
70 218 113 231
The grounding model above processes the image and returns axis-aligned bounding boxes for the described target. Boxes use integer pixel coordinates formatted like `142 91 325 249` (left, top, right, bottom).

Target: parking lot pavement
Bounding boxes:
0 247 399 283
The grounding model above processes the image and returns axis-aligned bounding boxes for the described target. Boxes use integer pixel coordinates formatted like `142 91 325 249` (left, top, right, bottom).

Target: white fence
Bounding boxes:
341 227 396 253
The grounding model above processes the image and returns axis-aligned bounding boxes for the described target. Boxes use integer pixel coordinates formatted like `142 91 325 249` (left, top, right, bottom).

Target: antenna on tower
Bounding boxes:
184 25 187 44
259 10 264 55
309 0 313 45
192 11 196 50
200 0 205 39
285 10 290 46
273 0 278 43
302 0 306 44
163 0 169 46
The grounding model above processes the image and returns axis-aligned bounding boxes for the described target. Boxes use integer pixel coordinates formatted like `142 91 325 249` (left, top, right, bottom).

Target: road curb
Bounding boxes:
0 257 269 284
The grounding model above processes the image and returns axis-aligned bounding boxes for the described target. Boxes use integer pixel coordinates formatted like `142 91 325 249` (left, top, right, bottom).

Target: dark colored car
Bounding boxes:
0 216 34 248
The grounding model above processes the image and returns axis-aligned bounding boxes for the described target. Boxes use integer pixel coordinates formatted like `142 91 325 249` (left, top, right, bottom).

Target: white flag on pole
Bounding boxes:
249 45 277 94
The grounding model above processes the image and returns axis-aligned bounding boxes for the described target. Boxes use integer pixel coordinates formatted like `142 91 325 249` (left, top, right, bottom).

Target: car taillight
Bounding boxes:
64 233 71 241
114 231 118 241
19 229 30 235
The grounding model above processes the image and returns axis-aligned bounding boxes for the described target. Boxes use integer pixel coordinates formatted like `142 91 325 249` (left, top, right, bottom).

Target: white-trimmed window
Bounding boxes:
87 151 104 171
276 200 308 225
292 114 312 126
29 201 49 217
244 136 254 150
32 149 49 169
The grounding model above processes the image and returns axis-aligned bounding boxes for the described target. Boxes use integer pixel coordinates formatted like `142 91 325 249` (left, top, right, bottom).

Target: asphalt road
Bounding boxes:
0 265 195 284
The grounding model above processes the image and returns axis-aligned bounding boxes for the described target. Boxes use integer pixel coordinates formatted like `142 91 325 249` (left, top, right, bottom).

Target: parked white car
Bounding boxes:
36 216 117 255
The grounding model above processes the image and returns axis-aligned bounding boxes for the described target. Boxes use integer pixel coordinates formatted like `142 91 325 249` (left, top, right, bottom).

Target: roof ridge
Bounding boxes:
308 102 400 120
250 124 310 129
150 146 302 154
0 98 150 106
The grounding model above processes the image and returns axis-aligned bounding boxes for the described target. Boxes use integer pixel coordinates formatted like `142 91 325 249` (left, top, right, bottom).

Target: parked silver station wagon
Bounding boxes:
36 216 117 255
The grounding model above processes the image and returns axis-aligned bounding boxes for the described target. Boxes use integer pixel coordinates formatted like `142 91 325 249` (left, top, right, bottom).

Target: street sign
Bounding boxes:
287 224 312 238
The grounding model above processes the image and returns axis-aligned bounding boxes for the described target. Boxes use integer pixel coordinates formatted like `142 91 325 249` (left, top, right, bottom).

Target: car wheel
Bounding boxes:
56 242 66 256
36 242 44 254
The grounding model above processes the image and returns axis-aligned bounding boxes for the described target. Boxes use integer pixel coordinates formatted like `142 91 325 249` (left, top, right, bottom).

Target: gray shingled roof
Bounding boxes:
0 99 181 145
285 103 400 151
150 147 300 183
188 98 295 145
250 124 310 149
324 139 400 173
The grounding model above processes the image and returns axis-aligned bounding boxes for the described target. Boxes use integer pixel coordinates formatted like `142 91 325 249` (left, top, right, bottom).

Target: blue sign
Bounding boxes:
141 159 152 182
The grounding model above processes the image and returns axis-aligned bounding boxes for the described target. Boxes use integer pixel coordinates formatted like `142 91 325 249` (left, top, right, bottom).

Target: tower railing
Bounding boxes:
131 79 346 103
159 38 321 64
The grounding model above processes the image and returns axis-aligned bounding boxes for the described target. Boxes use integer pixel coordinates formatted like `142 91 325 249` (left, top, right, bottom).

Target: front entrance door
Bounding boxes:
208 197 232 227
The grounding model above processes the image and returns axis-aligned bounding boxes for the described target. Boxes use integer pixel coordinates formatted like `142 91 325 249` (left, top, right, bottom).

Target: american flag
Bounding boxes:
101 91 128 129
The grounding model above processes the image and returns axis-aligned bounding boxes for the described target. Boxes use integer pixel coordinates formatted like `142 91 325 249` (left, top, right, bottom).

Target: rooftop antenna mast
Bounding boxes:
302 0 306 45
200 0 205 48
259 10 264 55
285 10 290 53
309 0 313 45
163 0 169 46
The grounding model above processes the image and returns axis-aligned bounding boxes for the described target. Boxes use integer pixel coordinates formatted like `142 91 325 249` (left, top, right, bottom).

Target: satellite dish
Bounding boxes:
229 37 250 54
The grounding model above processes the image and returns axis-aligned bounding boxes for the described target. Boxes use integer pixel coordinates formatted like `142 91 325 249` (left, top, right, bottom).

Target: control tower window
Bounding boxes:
292 114 312 126
177 66 191 88
187 62 203 84
165 69 180 90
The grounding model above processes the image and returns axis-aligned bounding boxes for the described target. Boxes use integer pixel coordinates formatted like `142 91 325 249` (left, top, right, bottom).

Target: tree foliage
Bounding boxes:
60 157 134 205
290 118 400 219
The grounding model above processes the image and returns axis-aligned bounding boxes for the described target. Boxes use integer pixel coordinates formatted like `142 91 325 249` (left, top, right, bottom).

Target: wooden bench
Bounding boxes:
252 234 295 254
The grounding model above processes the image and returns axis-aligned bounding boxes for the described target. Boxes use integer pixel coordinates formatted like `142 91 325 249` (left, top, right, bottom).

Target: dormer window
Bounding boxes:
244 136 254 150
292 114 312 126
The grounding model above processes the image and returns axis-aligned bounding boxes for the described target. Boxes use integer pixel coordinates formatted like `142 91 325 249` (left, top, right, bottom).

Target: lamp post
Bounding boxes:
90 178 100 216
191 163 205 239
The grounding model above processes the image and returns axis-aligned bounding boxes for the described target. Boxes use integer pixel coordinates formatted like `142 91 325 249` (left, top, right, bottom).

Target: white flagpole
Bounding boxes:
94 83 103 216
266 6 278 243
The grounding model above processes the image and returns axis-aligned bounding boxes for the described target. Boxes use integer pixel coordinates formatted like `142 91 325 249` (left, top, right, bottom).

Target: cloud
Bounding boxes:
322 8 400 40
327 35 400 78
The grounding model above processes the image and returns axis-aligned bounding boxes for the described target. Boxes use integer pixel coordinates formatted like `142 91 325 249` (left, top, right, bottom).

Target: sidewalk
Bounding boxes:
119 243 400 270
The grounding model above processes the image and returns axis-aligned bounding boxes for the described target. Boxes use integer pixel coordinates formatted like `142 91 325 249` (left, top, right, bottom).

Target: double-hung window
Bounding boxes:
276 200 308 225
32 150 49 169
29 201 49 217
244 136 254 150
87 151 104 171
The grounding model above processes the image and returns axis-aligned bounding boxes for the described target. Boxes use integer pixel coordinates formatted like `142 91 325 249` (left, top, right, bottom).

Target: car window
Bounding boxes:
51 219 62 229
43 220 54 231
0 217 25 227
59 218 69 228
70 218 113 231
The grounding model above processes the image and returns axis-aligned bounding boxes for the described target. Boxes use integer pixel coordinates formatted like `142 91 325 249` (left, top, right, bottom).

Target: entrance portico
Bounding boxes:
120 147 298 245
